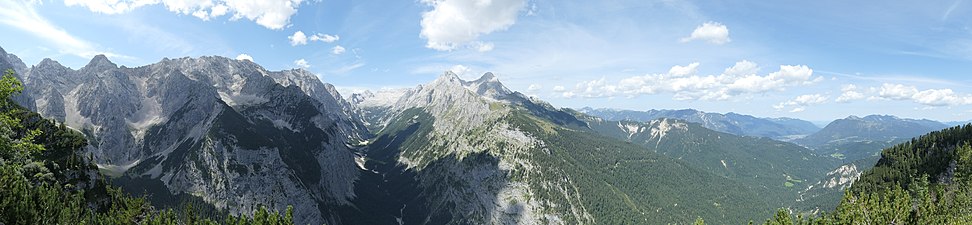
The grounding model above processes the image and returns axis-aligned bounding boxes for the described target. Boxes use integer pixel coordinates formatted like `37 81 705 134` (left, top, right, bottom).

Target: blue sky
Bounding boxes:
1 0 971 123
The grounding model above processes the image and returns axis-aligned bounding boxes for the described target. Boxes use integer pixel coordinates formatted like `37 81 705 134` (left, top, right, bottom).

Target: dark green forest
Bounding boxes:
0 69 295 224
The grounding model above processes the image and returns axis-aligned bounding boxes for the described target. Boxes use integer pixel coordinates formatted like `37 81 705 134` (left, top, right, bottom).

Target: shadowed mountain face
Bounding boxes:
579 107 820 140
6 50 368 224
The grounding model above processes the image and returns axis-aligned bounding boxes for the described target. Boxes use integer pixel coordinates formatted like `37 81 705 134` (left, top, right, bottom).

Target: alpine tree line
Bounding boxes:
0 69 295 224
696 124 972 224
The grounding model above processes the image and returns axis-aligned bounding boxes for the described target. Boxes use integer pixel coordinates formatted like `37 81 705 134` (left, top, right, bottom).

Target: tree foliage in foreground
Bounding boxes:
0 69 295 224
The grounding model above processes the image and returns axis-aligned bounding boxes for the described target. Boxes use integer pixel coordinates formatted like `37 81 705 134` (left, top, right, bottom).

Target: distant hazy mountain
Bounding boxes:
578 107 820 139
947 120 972 126
796 115 948 162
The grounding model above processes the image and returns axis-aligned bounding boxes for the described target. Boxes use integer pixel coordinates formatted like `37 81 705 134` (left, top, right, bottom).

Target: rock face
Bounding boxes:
355 72 570 224
579 107 820 140
18 53 367 225
0 47 35 110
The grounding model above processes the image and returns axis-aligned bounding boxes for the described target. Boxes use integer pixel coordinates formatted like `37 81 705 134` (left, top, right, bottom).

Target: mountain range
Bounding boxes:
2 46 370 224
578 107 820 140
2 45 967 224
795 115 949 162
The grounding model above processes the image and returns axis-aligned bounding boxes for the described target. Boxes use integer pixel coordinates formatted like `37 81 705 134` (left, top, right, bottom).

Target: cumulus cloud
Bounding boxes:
722 60 758 76
878 83 919 100
552 85 566 92
680 21 730 45
567 61 821 101
877 83 972 106
294 58 309 68
235 53 252 61
288 31 307 46
331 45 346 55
63 0 304 29
836 84 865 103
290 31 339 46
419 0 526 51
668 62 699 77
774 94 829 113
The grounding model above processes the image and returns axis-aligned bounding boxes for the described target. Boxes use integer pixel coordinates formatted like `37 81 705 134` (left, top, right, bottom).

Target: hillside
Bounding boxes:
762 124 972 224
348 72 824 224
583 116 840 205
797 115 949 163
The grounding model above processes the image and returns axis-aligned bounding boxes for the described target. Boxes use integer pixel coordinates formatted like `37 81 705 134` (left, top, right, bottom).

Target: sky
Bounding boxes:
1 0 971 123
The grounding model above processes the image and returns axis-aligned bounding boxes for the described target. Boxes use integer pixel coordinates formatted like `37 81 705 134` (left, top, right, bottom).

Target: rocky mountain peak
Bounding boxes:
82 54 117 72
432 71 463 85
461 72 514 102
37 58 65 69
474 72 496 82
0 47 28 76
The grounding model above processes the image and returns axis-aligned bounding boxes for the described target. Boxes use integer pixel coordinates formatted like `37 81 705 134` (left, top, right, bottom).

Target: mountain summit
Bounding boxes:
14 51 368 224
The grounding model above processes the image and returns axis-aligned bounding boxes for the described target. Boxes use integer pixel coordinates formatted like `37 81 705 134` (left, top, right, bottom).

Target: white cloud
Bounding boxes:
419 0 526 51
235 53 253 61
774 94 828 112
668 62 699 77
527 84 542 92
680 21 730 45
288 30 307 46
570 61 820 101
290 31 339 46
723 60 759 76
874 83 972 106
836 84 865 103
310 33 339 43
878 83 918 100
294 58 309 68
449 64 470 76
331 45 346 55
912 89 965 106
63 0 304 29
552 85 566 92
